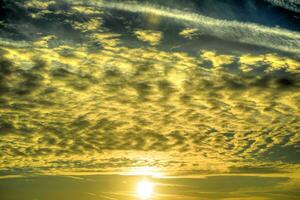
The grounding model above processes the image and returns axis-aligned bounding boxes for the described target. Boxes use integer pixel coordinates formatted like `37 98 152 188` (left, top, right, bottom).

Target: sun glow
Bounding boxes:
137 180 154 199
123 167 164 178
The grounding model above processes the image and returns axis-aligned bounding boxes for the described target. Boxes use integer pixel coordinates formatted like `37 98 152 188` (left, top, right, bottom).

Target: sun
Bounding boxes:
137 180 154 199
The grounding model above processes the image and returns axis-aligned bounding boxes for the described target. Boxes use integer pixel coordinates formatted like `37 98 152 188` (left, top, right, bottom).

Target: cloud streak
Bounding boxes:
71 0 300 54
265 0 300 13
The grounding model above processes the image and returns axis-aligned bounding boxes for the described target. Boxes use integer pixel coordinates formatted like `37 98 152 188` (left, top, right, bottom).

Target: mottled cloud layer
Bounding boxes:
0 0 299 179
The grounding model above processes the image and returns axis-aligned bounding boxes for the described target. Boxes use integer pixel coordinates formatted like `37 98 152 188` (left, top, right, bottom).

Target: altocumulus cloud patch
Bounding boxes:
0 0 299 179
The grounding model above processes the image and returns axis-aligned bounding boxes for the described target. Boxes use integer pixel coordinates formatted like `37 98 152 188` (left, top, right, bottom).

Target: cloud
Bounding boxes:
1 38 299 174
24 0 56 9
179 28 199 39
69 18 102 32
134 29 163 46
0 0 299 178
76 0 300 54
265 0 300 13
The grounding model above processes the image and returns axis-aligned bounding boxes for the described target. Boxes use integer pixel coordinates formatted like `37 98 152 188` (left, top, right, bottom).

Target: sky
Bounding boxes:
0 0 300 199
